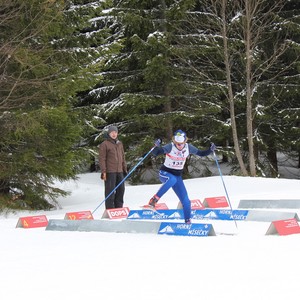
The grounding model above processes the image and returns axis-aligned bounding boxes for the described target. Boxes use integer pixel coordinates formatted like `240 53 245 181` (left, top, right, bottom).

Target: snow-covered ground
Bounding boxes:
1 172 300 300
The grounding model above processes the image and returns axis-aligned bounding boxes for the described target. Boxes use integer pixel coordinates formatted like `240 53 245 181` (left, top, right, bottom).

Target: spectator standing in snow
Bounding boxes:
146 129 216 224
99 126 127 209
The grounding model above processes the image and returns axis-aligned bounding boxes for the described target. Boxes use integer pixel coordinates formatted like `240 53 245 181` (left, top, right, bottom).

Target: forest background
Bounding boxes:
0 0 299 210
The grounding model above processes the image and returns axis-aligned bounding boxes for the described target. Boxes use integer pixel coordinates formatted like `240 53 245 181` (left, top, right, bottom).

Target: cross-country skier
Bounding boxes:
146 129 216 224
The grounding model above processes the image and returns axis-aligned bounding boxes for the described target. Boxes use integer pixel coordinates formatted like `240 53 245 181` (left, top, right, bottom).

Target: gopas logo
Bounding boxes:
107 207 129 219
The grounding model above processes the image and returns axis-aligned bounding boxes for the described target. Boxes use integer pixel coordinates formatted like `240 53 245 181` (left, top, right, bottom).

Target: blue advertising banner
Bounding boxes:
127 209 248 221
127 209 184 220
192 209 249 221
158 222 215 237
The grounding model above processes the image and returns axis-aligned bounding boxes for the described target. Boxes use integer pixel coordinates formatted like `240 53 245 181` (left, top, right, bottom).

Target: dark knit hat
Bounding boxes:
107 125 118 134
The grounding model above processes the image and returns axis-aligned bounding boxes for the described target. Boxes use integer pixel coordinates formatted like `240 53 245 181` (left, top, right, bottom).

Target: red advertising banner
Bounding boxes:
266 218 300 236
102 207 130 219
16 215 48 228
203 196 229 208
64 211 94 220
191 199 205 210
177 199 204 210
155 203 169 210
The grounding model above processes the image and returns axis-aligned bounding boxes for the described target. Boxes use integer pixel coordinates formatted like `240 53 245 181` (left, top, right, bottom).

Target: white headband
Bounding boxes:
174 134 185 143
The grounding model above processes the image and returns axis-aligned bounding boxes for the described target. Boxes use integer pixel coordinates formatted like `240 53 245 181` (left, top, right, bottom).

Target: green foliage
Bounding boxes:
0 107 86 209
73 0 299 180
1 0 299 210
0 0 94 209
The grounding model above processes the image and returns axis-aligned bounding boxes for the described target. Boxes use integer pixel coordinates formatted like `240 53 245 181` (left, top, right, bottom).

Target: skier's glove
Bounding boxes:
210 143 216 152
154 138 162 147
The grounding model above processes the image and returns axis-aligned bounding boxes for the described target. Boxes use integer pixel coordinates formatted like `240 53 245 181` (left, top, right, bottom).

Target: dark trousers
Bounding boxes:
104 172 125 209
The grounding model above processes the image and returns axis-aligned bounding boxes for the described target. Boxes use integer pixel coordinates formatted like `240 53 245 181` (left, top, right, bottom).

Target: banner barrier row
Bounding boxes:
15 196 300 236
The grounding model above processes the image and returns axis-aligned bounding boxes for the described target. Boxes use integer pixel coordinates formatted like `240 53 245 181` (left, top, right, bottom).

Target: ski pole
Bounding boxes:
213 151 238 230
92 145 157 215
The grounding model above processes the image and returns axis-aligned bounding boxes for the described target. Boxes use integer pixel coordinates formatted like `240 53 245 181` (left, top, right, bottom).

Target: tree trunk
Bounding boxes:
267 148 278 177
0 179 10 195
160 0 173 139
164 89 173 138
221 0 248 176
244 0 256 176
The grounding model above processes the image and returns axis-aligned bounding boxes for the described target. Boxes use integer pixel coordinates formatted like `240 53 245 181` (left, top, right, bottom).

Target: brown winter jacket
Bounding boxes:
98 137 127 173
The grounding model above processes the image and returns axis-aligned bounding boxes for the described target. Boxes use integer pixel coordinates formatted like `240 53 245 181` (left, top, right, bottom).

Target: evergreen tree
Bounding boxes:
56 0 299 181
174 0 300 177
255 0 300 177
64 0 124 162
0 0 98 209
77 0 220 180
